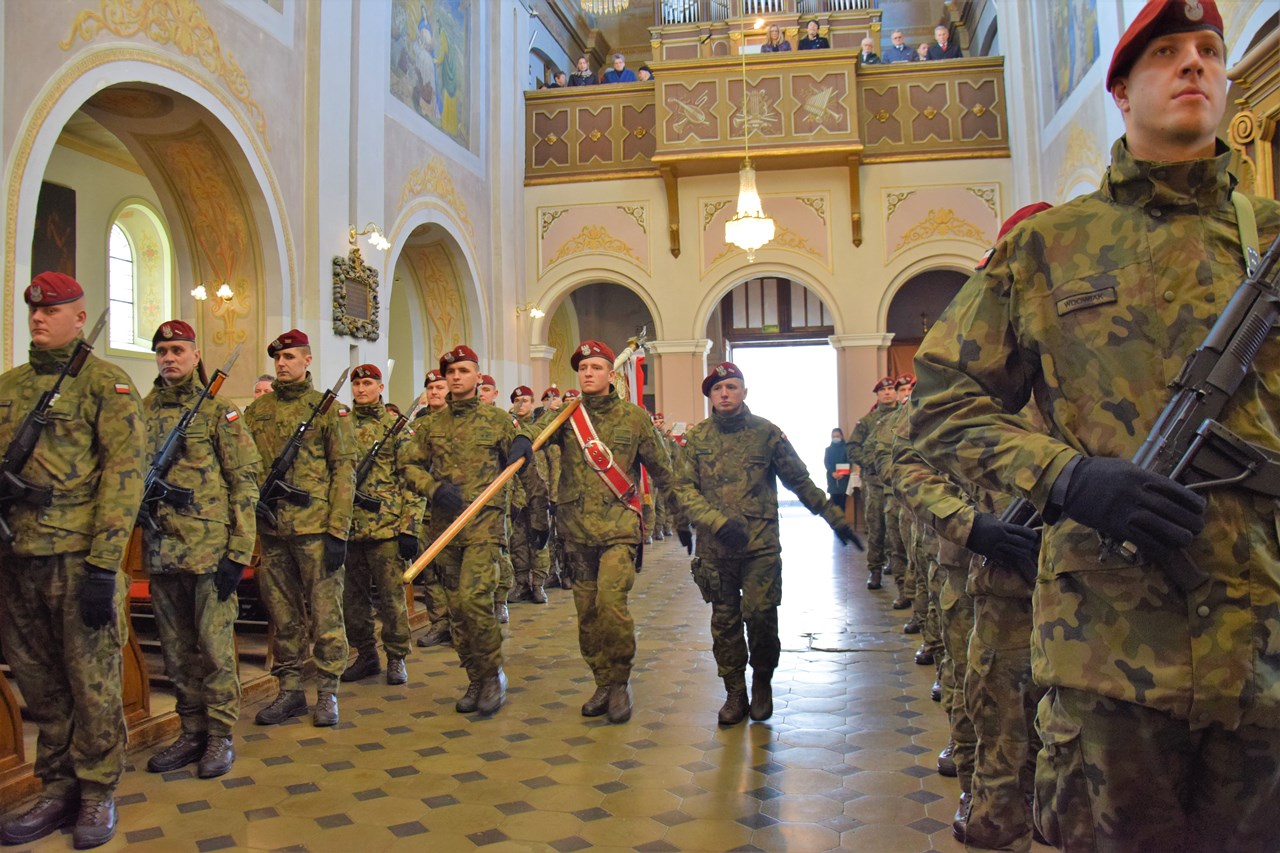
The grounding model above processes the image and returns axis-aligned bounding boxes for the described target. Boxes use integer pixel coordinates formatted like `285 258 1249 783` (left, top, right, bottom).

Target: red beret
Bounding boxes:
267 329 309 358
655 412 665 419
439 344 479 373
25 272 84 307
894 374 916 388
564 389 581 400
1106 0 1223 92
872 376 896 392
151 320 196 349
352 364 382 381
424 369 446 386
571 340 615 370
998 202 1053 240
479 374 497 387
541 385 560 400
510 385 533 402
702 361 745 397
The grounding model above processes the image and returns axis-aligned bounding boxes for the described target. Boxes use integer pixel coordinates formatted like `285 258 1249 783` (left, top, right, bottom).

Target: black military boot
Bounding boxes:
386 657 408 685
915 643 935 665
951 792 972 843
476 668 508 716
530 584 548 604
937 740 957 777
146 731 206 773
197 736 235 779
340 648 381 682
0 797 78 845
581 686 610 717
72 798 116 850
750 670 774 722
931 679 942 702
717 689 749 726
607 682 633 724
866 570 882 590
417 620 451 648
255 689 307 725
494 601 509 624
903 617 922 634
456 680 481 713
313 692 339 727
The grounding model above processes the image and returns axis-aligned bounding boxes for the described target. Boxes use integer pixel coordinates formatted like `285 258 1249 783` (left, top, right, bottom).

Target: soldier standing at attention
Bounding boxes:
677 362 860 725
847 377 898 590
340 364 420 686
245 330 356 728
912 2 1280 849
480 373 517 623
533 340 695 724
0 273 144 848
403 346 536 716
510 385 553 603
414 368 453 649
141 321 259 780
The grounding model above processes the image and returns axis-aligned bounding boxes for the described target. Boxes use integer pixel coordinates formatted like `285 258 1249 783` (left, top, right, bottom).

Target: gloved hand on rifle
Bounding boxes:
322 534 347 574
1059 456 1206 562
714 518 749 550
432 481 464 514
80 566 116 629
398 533 419 561
214 556 246 601
966 513 1039 579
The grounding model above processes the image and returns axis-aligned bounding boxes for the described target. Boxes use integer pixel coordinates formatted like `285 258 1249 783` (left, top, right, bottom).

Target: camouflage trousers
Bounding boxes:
884 494 908 597
906 516 932 639
863 478 886 573
1034 687 1280 853
259 533 347 692
510 508 547 591
436 542 503 681
654 487 669 533
917 526 944 655
150 572 242 738
565 542 638 687
938 553 976 794
343 538 410 660
694 553 783 691
416 525 449 626
496 521 514 605
965 593 1042 850
0 552 127 801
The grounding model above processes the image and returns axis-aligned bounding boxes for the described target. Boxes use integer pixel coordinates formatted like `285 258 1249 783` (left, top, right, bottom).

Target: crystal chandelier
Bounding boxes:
725 19 774 262
580 0 629 14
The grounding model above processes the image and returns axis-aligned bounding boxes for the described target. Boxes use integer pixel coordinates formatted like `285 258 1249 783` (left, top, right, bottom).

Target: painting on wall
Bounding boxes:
32 181 76 278
390 0 471 150
1048 0 1100 111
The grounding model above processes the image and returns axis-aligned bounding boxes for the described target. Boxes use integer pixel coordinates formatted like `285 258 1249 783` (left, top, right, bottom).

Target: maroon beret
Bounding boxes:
151 320 197 349
702 362 745 397
424 369 445 386
479 374 497 387
352 364 382 381
267 329 309 358
25 272 84 307
1106 0 1223 92
998 202 1053 240
541 385 560 401
439 344 479 373
894 374 916 388
571 340 616 370
510 385 533 402
563 389 581 400
872 376 896 392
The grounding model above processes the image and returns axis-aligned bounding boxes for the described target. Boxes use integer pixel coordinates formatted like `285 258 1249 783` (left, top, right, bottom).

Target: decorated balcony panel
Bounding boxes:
526 85 659 184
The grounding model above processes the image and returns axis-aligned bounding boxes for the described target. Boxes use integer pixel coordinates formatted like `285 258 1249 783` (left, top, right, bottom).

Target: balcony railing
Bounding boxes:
658 0 874 25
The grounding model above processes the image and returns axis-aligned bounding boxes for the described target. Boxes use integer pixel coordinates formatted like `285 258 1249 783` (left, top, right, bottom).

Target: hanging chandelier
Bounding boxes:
725 19 775 262
580 0 629 14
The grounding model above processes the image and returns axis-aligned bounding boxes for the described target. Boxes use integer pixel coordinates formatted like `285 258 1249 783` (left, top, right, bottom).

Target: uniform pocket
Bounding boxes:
1033 688 1087 851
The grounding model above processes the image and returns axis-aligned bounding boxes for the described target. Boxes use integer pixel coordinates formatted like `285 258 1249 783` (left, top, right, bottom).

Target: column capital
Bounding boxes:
828 333 895 349
645 338 712 356
529 344 558 361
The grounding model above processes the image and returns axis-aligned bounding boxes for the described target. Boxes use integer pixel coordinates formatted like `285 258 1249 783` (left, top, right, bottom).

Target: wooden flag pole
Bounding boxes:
402 397 582 584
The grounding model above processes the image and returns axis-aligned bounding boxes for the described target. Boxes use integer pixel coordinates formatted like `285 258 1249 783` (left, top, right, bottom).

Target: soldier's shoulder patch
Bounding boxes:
338 406 350 417
975 247 996 270
1056 287 1117 317
114 383 131 394
225 409 241 423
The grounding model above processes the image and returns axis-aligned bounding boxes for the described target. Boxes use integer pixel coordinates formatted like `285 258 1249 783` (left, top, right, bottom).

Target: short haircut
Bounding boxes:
612 52 624 61
935 24 949 32
892 30 903 37
257 374 273 383
807 19 819 27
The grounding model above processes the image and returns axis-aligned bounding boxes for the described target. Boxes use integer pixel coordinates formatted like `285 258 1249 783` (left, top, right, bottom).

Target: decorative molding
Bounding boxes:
529 344 558 360
828 333 895 349
546 224 642 268
884 190 915 219
796 195 827 223
966 186 998 216
644 338 711 355
398 157 474 237
60 0 270 150
616 204 647 233
332 248 380 341
540 207 568 238
701 199 733 228
894 208 986 252
1054 123 1106 200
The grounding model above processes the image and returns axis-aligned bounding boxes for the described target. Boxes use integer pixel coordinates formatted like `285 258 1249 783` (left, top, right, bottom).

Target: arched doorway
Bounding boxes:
884 269 969 377
545 282 656 406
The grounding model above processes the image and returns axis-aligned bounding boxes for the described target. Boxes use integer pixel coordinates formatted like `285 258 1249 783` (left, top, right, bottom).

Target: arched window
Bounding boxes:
107 202 172 353
107 224 136 349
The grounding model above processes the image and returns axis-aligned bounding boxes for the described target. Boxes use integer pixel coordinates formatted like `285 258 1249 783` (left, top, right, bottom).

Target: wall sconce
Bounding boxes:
516 302 546 319
350 222 390 251
192 282 235 302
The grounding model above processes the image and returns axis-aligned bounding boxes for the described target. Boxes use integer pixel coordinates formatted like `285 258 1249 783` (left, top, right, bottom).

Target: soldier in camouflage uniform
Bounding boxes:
340 364 422 686
403 346 540 716
846 377 898 589
414 369 453 649
510 385 553 603
245 330 356 728
480 373 516 622
867 385 911 608
141 321 260 782
536 391 567 589
913 4 1280 848
677 362 860 725
0 274 144 848
533 340 694 724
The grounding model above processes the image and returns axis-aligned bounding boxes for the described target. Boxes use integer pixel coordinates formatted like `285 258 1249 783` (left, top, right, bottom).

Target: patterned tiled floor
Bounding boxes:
12 507 1039 852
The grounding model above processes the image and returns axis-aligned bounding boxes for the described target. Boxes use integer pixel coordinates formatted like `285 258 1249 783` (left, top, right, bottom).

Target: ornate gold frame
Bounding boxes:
332 247 380 341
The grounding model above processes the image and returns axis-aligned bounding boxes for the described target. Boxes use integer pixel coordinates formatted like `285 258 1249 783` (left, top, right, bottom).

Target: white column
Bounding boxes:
829 333 894 432
530 344 557 398
645 338 712 426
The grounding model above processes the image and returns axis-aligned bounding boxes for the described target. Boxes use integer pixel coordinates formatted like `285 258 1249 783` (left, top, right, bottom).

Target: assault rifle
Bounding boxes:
353 413 408 513
1109 232 1280 591
256 368 349 527
0 310 108 544
137 345 242 533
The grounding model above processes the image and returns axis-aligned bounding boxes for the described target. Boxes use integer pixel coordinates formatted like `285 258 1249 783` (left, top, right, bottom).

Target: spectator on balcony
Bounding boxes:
916 42 931 61
761 25 791 53
798 20 830 51
859 37 881 65
602 53 638 84
927 24 963 60
547 70 567 89
568 55 596 87
884 30 915 63
637 65 654 82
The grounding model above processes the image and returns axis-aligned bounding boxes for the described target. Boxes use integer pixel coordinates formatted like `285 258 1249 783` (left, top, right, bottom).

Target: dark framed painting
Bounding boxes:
32 181 76 277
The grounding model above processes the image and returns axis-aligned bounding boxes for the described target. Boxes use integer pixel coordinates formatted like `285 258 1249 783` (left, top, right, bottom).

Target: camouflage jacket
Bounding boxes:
911 138 1280 730
678 405 843 559
404 395 542 546
141 374 260 572
0 342 144 568
512 411 551 518
351 400 424 542
846 403 896 482
244 372 356 539
538 392 691 546
868 404 907 487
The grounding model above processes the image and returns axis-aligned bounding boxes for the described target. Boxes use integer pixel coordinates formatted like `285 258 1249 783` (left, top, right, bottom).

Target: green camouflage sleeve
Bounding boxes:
671 427 730 536
635 412 699 526
395 428 427 535
89 367 146 570
325 407 357 539
891 404 975 547
402 427 441 500
772 430 844 529
215 401 261 565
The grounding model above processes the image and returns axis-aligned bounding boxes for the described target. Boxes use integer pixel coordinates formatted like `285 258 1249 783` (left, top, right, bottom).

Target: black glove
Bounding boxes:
548 502 557 518
398 533 420 561
507 435 534 469
1060 457 1206 562
833 521 864 551
322 534 347 574
531 526 550 550
714 518 750 550
433 481 464 514
214 556 246 602
80 568 116 629
967 513 1040 578
677 526 694 555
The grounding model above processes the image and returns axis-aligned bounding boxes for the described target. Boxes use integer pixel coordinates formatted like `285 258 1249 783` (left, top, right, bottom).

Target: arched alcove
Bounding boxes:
884 268 969 376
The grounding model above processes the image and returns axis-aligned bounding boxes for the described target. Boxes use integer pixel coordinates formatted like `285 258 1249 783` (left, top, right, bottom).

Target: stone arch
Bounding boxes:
694 259 846 343
877 253 975 334
529 267 665 348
